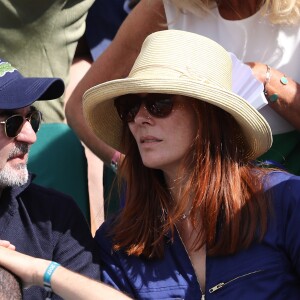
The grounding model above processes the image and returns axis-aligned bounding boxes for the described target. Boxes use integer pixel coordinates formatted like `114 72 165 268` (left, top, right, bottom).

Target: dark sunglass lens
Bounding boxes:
5 115 24 137
126 104 140 122
147 96 173 118
29 111 41 132
114 95 141 122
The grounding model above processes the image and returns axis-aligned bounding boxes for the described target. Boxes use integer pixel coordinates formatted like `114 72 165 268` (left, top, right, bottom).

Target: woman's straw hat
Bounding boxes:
83 30 272 159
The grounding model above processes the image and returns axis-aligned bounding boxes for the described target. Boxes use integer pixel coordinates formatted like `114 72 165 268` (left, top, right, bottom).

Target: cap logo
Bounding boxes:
0 62 16 77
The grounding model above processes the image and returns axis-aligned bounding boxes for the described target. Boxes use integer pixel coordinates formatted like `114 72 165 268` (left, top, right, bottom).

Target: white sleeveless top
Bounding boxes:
163 0 300 134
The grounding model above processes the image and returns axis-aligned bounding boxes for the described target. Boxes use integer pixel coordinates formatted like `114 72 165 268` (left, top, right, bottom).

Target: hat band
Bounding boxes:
129 64 231 91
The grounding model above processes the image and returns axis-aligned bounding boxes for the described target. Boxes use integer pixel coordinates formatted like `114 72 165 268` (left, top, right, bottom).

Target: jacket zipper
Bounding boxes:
209 270 264 294
175 226 205 300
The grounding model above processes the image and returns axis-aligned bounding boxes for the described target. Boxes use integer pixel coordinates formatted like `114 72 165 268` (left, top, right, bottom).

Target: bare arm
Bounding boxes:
52 267 131 300
65 0 167 164
0 247 131 300
248 62 300 131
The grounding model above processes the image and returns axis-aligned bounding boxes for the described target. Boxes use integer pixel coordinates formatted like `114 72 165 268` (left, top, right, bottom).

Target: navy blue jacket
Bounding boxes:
96 172 300 299
0 175 100 299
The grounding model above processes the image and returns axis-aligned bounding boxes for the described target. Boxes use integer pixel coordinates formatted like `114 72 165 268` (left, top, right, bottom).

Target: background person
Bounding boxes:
0 0 95 122
65 0 141 231
66 0 300 176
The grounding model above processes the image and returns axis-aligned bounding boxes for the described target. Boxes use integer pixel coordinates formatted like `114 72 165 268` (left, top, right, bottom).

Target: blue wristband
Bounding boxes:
43 262 61 293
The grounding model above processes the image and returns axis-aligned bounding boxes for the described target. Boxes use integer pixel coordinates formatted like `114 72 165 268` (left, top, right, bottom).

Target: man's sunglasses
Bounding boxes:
0 110 42 138
114 93 174 122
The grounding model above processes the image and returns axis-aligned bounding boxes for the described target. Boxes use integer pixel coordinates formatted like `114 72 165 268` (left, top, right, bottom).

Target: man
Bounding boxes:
0 59 100 299
0 266 22 300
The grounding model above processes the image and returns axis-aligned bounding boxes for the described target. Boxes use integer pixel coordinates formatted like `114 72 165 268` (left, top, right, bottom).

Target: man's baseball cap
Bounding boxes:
0 59 65 109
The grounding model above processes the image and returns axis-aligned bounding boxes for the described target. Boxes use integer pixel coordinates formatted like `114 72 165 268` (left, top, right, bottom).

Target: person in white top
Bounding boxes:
65 0 300 175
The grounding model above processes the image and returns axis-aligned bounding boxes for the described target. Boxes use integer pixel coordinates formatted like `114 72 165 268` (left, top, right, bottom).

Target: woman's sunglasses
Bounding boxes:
114 94 174 122
0 110 42 138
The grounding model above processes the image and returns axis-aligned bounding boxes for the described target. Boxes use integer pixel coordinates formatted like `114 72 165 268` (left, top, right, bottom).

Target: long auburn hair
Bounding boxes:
111 99 271 258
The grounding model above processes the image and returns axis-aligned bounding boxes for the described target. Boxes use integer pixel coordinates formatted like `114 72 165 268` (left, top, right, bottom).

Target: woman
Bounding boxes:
66 0 300 176
82 30 300 299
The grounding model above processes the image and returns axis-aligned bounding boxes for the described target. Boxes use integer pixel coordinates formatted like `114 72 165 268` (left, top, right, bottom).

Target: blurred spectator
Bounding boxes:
66 0 300 182
66 0 140 234
0 0 95 122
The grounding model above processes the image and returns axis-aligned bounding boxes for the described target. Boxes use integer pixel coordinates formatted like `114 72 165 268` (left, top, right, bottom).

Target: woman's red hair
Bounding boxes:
111 100 271 258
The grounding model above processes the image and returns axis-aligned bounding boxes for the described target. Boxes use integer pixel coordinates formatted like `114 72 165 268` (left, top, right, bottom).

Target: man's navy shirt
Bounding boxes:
0 175 100 299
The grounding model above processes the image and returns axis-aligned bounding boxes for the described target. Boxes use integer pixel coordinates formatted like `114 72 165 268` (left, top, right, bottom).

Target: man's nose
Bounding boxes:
14 120 37 145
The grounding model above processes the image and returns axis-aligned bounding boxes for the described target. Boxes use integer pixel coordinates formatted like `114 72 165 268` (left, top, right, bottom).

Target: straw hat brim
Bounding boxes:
83 77 272 159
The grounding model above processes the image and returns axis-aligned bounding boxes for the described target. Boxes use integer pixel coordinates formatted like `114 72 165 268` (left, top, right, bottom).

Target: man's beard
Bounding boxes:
0 143 29 188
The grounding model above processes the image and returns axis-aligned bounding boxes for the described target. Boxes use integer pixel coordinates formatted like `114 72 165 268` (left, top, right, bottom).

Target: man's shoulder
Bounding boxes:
23 182 73 200
19 182 80 213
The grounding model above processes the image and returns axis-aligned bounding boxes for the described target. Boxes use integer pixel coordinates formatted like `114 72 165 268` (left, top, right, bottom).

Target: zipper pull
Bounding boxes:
209 282 225 293
201 294 205 300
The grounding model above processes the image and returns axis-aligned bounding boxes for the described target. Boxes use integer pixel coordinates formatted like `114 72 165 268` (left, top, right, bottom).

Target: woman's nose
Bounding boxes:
134 104 153 124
